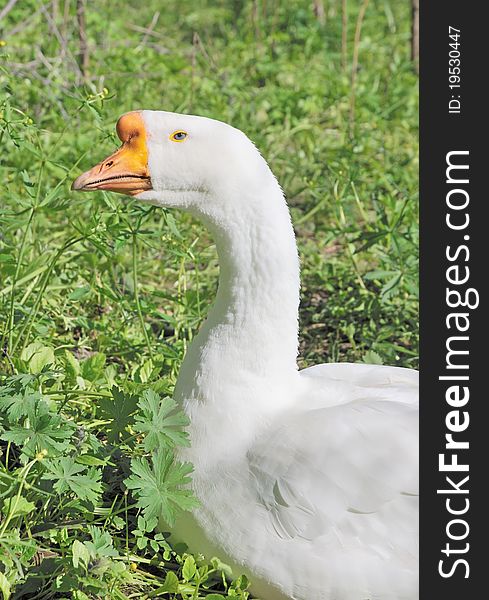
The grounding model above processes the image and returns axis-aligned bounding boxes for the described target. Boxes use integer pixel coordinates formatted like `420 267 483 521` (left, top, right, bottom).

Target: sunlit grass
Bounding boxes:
0 1 417 597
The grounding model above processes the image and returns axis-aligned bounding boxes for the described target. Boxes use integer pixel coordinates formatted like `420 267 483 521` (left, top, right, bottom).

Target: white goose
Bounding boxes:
73 110 419 600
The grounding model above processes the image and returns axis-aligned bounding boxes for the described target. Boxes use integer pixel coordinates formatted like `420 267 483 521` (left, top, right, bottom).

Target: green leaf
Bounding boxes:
0 571 11 600
161 570 179 593
98 387 138 443
75 455 107 467
2 495 36 519
210 557 233 578
381 272 403 297
72 540 91 569
363 350 384 365
80 352 106 382
125 450 198 525
0 373 37 394
134 390 190 452
0 403 74 457
364 269 397 281
0 388 42 422
63 350 81 379
137 358 154 383
43 457 102 503
137 515 158 533
21 342 55 374
165 212 183 239
68 285 91 301
234 573 249 590
182 555 196 582
85 525 118 558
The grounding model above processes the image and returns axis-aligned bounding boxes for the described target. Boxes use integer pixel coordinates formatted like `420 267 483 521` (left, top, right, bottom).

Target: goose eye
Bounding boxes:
170 130 188 142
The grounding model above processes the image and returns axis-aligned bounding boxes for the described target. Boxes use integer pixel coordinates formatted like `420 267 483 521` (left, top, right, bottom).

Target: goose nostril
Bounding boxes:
105 160 114 168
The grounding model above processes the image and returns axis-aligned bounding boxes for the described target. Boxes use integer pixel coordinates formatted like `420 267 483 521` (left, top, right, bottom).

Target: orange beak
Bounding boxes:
71 111 152 196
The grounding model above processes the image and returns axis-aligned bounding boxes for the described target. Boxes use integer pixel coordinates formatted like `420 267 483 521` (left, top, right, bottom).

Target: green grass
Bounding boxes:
0 1 418 598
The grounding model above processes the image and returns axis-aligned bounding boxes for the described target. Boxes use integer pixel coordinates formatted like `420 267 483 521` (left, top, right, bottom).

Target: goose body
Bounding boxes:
73 110 419 600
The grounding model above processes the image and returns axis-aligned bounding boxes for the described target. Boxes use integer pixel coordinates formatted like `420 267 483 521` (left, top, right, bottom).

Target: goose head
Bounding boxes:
72 110 270 218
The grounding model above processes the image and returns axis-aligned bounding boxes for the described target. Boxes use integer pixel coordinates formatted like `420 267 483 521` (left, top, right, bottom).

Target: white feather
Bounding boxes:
137 110 419 600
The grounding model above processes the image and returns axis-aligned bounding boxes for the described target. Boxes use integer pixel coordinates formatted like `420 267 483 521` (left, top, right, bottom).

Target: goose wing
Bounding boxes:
247 372 418 543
